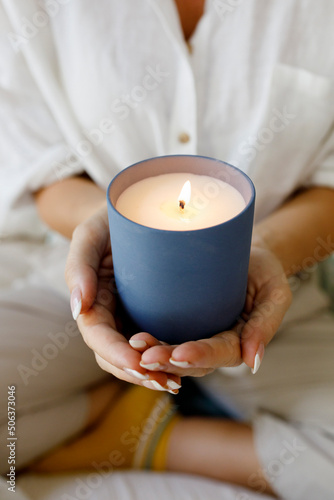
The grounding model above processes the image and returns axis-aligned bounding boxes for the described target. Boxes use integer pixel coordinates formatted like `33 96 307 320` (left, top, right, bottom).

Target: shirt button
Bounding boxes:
178 132 191 144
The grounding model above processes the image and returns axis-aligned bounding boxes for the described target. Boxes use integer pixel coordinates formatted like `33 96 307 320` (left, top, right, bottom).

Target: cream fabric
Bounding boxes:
16 471 275 500
0 281 106 473
1 1 334 498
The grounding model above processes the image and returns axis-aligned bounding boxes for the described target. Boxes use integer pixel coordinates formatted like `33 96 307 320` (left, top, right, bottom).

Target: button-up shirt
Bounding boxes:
1 0 334 237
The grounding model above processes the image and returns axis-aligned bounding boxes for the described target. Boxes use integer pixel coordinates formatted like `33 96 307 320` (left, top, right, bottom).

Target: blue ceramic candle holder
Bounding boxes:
107 155 255 344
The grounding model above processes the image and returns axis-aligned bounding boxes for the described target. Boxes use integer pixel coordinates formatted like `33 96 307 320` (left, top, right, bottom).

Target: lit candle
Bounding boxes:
116 173 246 230
107 155 255 344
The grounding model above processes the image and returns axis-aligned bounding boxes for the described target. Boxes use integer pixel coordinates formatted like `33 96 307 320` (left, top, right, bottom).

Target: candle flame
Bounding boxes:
178 180 191 211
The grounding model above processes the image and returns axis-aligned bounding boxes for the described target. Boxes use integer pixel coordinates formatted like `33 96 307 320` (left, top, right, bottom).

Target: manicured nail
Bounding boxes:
123 368 149 380
166 379 182 390
71 287 82 321
167 389 179 395
129 340 147 349
143 380 179 395
143 380 168 391
251 343 265 375
169 358 191 368
139 361 161 370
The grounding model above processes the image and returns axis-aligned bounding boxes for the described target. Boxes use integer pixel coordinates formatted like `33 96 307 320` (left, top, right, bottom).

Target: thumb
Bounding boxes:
65 208 109 318
241 285 292 374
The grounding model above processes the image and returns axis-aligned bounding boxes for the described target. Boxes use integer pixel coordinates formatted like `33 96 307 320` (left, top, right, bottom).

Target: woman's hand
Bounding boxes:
41 177 331 380
132 238 292 376
144 186 334 376
65 206 181 393
240 239 293 371
65 205 292 383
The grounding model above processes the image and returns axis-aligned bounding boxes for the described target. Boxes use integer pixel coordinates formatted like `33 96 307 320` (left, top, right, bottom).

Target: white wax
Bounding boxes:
116 173 246 231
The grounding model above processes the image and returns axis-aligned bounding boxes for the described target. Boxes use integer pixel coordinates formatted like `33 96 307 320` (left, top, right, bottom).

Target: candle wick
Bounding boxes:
179 200 185 211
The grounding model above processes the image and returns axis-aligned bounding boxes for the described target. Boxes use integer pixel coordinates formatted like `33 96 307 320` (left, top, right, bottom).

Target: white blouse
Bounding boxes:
1 0 334 238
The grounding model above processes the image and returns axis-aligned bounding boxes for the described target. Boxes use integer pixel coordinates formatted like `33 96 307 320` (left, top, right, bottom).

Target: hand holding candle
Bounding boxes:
65 192 292 384
107 155 255 344
65 153 295 384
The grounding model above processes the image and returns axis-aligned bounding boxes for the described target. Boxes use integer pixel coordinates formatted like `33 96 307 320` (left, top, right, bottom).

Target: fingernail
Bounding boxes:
139 361 161 370
169 358 191 368
143 380 168 392
251 343 265 375
167 389 179 395
129 340 147 349
71 287 82 321
123 368 149 380
166 379 182 390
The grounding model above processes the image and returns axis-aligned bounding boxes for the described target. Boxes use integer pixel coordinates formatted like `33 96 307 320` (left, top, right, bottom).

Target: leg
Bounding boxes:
197 309 334 499
167 417 275 495
0 284 108 472
30 383 275 496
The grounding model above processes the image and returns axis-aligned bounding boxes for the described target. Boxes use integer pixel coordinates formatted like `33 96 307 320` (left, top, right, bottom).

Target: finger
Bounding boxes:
78 309 145 376
95 353 143 385
241 284 292 372
128 332 163 352
129 341 183 387
94 275 116 317
169 329 241 371
79 308 181 392
138 329 241 377
140 343 175 371
95 353 181 393
65 208 110 314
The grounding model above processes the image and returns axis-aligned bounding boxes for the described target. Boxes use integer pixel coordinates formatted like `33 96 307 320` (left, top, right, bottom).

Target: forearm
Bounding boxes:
33 176 106 239
253 187 334 276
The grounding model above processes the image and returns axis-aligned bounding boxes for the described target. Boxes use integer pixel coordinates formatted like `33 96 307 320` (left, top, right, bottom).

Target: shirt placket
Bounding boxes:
146 0 198 155
167 55 197 155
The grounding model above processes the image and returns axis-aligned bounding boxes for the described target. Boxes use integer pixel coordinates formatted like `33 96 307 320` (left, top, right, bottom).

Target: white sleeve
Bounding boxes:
303 126 334 190
307 153 334 189
0 7 84 238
